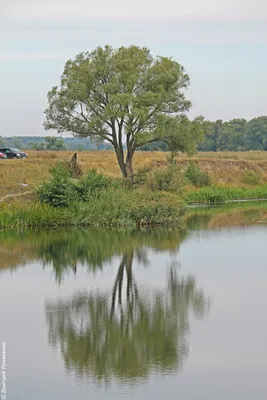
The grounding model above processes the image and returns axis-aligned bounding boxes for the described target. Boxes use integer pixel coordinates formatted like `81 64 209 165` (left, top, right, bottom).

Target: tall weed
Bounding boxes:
185 162 211 187
145 164 186 195
242 171 262 185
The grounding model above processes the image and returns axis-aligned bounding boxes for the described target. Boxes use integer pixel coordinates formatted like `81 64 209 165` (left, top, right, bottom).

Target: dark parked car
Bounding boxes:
0 152 6 159
0 147 28 159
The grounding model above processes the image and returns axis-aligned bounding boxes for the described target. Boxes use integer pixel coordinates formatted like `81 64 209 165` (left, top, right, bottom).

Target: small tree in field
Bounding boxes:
44 45 203 180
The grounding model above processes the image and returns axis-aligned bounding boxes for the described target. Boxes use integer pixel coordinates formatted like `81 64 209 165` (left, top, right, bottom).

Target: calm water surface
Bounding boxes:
0 207 267 399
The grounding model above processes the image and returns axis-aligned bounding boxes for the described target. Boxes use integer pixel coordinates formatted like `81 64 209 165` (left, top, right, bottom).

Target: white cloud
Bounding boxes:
1 0 267 21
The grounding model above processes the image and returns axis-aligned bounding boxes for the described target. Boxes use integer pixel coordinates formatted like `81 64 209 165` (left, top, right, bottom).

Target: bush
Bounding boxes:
146 165 186 195
75 169 112 201
37 166 113 207
34 162 186 226
242 171 262 185
36 163 78 207
185 162 211 187
49 162 72 179
134 166 151 186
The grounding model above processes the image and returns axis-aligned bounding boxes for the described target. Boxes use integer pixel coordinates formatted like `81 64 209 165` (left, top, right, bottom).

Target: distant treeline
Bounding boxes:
199 116 267 151
141 116 267 152
1 116 267 152
0 136 112 151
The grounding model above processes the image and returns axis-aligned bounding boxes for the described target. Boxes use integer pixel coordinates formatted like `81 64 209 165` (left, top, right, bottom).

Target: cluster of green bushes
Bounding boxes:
136 162 267 205
36 161 211 212
37 163 113 208
2 161 267 229
0 163 185 229
136 161 211 194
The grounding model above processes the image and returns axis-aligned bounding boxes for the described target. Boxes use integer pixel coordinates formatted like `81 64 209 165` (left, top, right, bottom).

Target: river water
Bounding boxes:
0 206 267 399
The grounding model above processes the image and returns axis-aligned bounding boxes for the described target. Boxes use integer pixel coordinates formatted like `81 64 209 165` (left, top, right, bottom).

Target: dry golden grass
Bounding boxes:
1 150 267 199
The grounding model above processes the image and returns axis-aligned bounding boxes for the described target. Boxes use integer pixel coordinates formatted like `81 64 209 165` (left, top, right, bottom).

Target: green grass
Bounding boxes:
0 189 185 229
184 185 267 204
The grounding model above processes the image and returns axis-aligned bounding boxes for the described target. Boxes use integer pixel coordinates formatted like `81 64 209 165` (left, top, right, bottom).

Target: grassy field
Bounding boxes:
2 150 267 199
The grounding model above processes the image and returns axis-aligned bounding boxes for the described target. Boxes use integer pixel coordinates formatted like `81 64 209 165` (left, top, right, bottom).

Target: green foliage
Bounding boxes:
146 164 186 195
198 116 267 152
44 136 66 150
16 163 186 226
244 117 267 150
0 136 111 151
29 141 46 150
139 140 169 151
1 186 185 228
74 169 112 200
36 163 77 207
44 44 203 178
0 203 71 229
242 171 262 185
49 162 72 179
29 137 66 151
37 164 113 207
2 114 267 153
134 166 151 186
205 194 225 204
74 189 185 227
185 185 267 204
185 162 211 187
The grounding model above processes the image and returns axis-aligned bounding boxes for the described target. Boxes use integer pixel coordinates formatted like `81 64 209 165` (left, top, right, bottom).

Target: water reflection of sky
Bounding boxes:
0 226 266 400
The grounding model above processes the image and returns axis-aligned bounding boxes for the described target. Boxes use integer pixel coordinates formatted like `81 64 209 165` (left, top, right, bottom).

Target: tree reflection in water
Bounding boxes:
45 240 209 383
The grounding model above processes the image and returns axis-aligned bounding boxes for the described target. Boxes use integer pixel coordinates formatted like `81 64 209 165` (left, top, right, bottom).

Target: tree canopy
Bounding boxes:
44 45 203 179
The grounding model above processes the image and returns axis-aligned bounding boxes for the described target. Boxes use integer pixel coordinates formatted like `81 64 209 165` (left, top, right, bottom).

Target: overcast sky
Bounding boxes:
1 1 267 136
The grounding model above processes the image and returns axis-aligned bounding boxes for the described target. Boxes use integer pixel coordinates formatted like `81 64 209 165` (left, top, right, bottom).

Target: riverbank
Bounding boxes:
1 201 267 270
2 151 267 229
0 189 185 229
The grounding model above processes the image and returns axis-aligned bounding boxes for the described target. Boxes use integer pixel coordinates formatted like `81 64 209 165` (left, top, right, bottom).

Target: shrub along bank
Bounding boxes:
0 164 185 229
2 161 267 229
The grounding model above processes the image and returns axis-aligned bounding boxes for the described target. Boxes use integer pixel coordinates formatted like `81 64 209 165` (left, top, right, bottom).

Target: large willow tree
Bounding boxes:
44 45 203 179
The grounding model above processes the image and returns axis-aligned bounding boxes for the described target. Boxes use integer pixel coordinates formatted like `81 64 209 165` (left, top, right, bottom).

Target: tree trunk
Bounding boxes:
114 147 134 186
125 155 134 184
114 147 127 178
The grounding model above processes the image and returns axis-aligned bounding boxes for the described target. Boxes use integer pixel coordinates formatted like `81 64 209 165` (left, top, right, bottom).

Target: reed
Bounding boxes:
0 189 185 229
